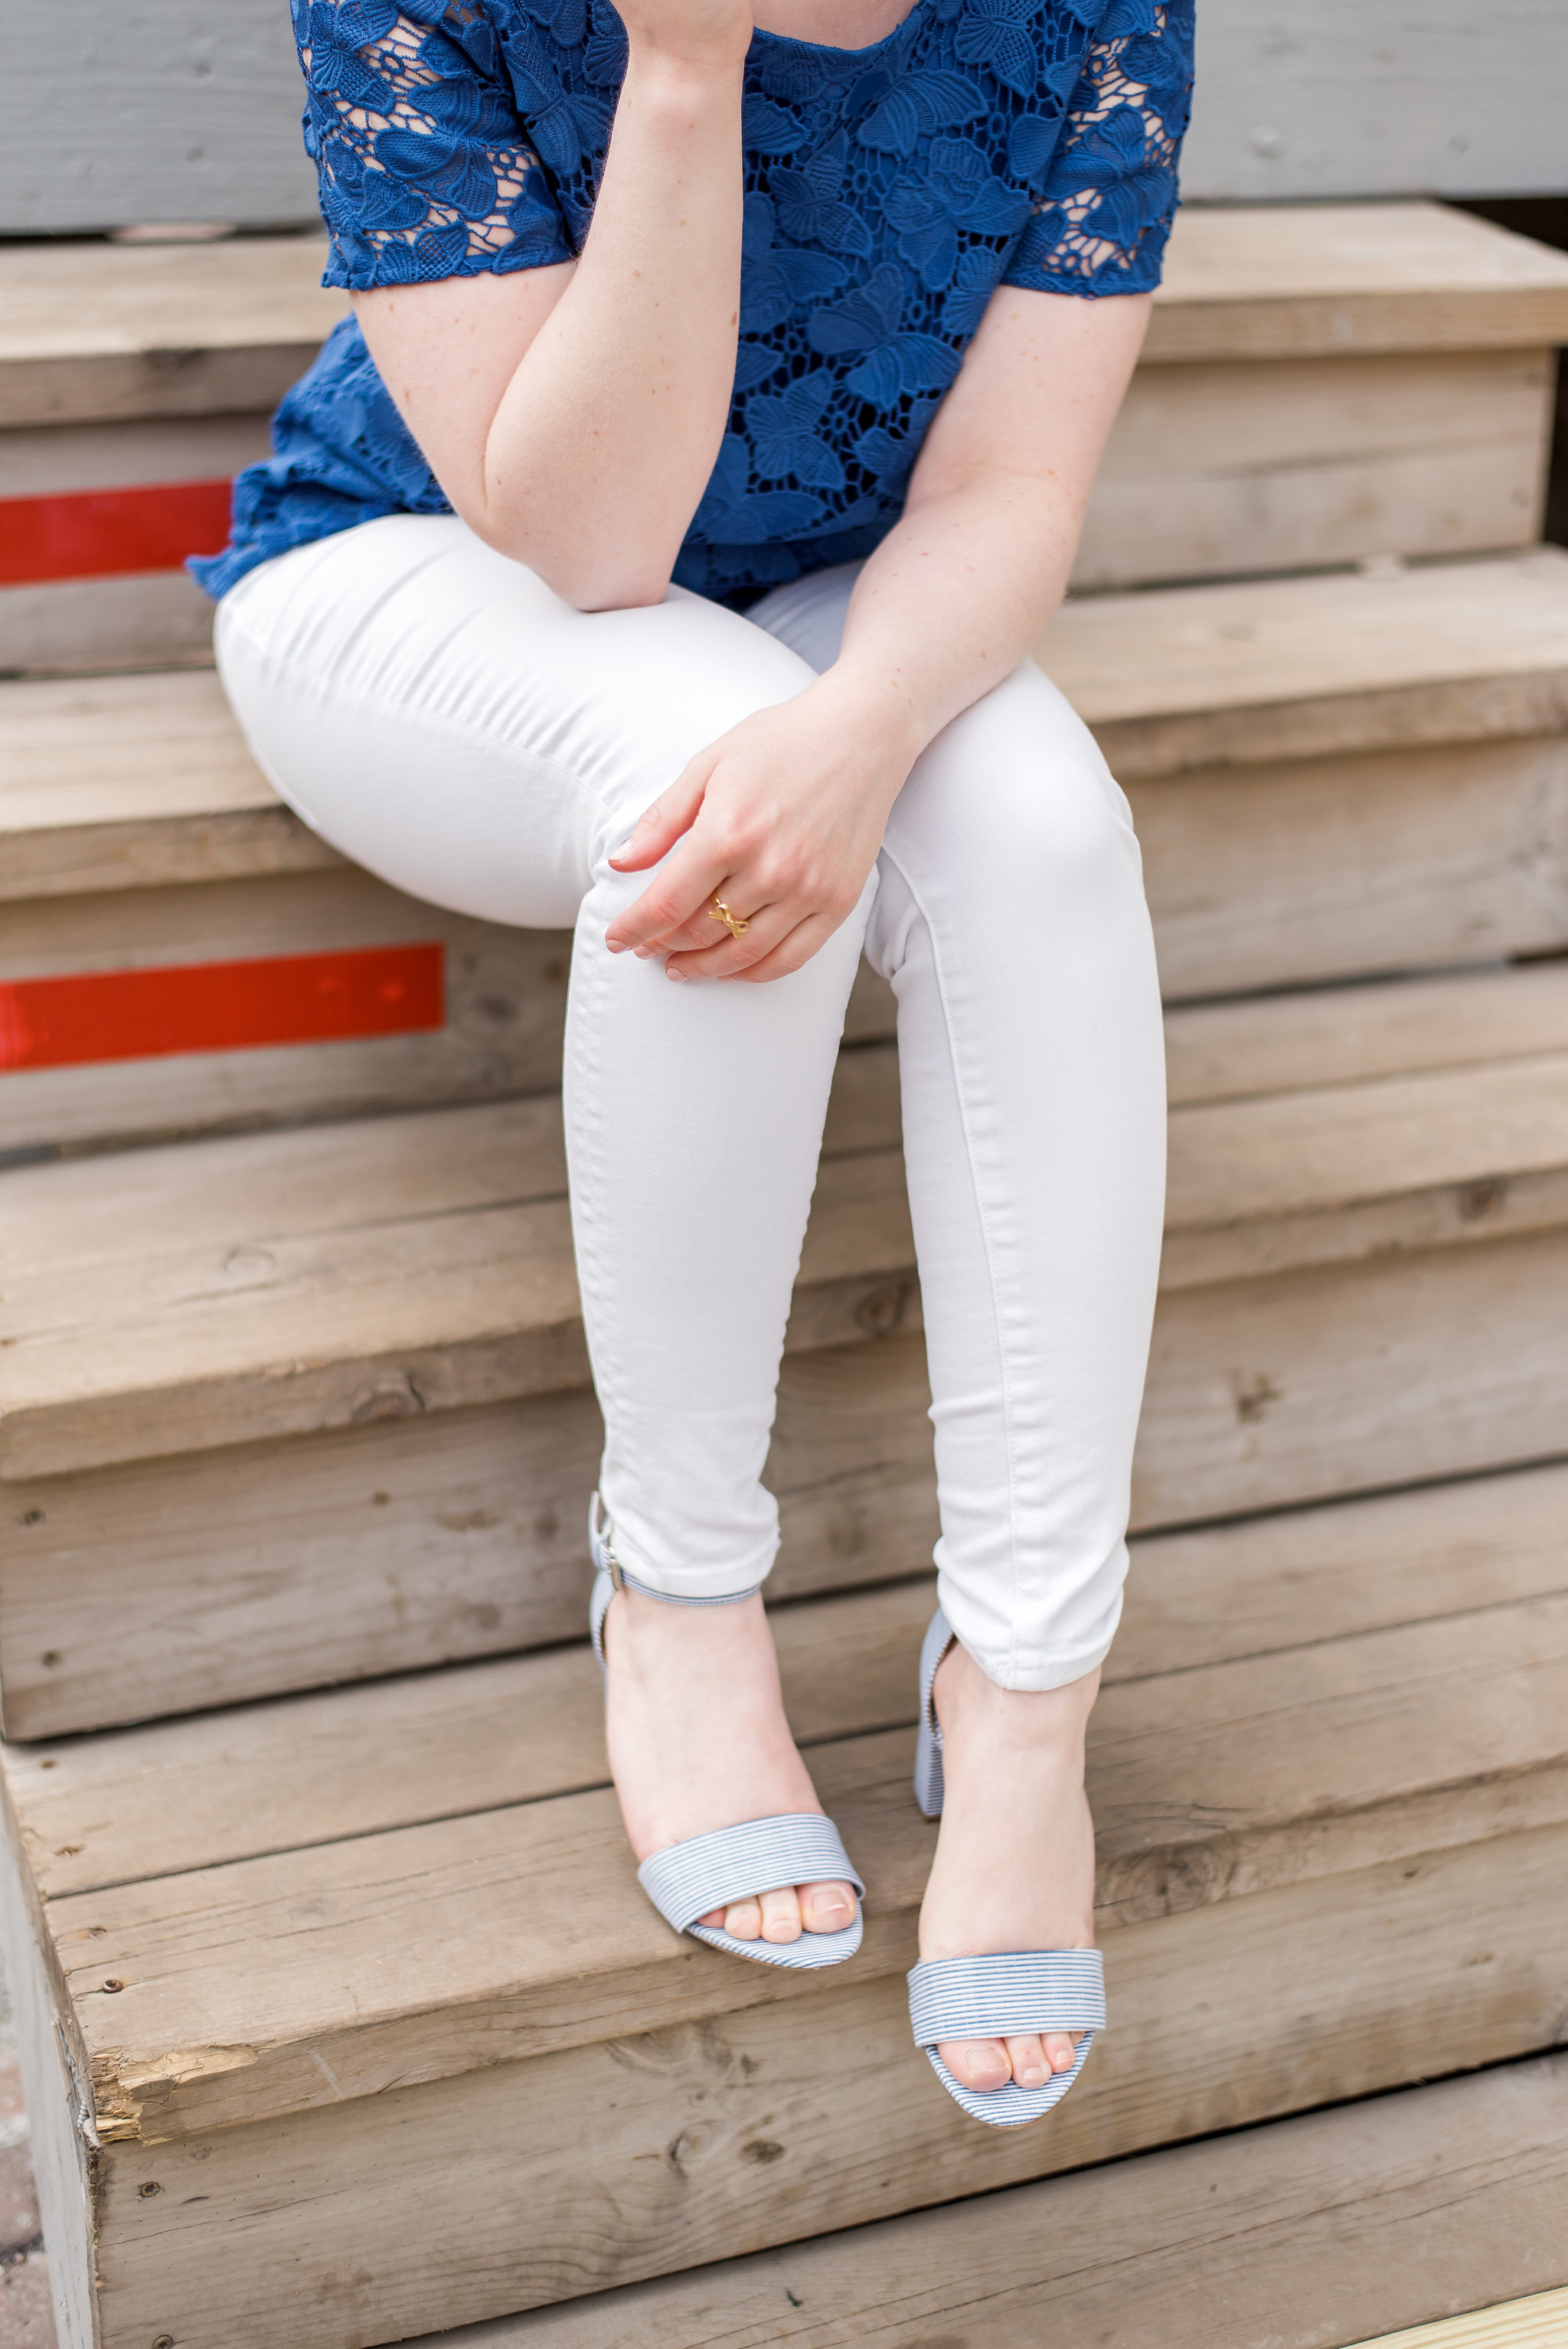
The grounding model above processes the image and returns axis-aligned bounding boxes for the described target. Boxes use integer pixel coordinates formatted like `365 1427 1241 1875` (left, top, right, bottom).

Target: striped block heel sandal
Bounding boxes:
590 1498 865 1971
909 1606 1106 2127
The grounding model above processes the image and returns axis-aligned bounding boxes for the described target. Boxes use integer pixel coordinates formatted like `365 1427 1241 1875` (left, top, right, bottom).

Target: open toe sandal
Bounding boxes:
909 1604 1105 2126
590 1496 865 1971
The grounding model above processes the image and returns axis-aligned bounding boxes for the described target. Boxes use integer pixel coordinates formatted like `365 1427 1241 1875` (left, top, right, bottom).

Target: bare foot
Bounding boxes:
918 1638 1098 2094
601 1586 858 1941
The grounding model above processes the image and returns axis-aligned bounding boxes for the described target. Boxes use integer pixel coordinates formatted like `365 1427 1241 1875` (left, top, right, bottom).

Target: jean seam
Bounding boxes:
877 838 1026 1690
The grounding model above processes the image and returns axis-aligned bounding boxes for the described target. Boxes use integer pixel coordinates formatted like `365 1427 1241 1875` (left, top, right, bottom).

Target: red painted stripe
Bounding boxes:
0 945 445 1072
0 479 234 586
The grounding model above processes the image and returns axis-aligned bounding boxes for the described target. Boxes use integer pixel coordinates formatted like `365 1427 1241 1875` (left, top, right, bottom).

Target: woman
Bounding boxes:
198 0 1193 2125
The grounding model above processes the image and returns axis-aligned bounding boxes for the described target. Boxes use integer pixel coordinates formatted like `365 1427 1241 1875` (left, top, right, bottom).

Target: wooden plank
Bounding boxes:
1135 1226 1568 1527
0 573 217 679
1135 732 1568 1001
1075 349 1553 593
0 670 325 903
0 414 272 501
1146 205 1568 363
1164 962 1568 1108
56 1826 1568 2344
0 1809 96 2349
433 2056 1568 2348
1177 4 1568 207
0 1335 940 1740
12 980 1568 1475
1162 1048 1568 1287
7 555 1566 903
0 869 574 1158
1044 547 1568 782
15 1446 1568 1907
0 0 317 240
6 1312 1567 1740
1352 2289 1568 2349
8 1578 1563 2142
0 236 345 429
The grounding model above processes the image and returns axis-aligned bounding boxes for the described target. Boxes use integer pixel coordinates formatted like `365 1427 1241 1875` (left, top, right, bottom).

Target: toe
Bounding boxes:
801 1880 857 1934
937 2037 1011 2091
724 1896 763 1939
759 1885 803 1942
1043 2030 1080 2073
1004 2033 1050 2089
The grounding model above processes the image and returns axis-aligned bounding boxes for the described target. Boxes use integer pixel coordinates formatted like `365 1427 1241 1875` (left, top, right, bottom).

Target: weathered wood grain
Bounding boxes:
5 209 1564 429
5 1576 1560 2142
11 552 1567 877
0 1334 939 1739
11 1455 1568 1892
0 573 217 680
0 867 574 1156
10 982 1568 1479
0 668 318 900
0 413 273 501
0 1808 97 2349
15 1475 1568 1897
0 235 345 428
1163 962 1568 1107
1135 732 1568 999
443 2055 1568 2349
1075 348 1553 593
1052 547 1568 781
67 1826 1568 2344
1145 205 1568 361
6 1302 1568 1740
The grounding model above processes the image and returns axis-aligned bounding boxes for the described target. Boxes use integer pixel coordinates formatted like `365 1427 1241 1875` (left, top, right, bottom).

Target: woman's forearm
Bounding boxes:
817 469 1086 758
356 45 745 609
818 287 1152 755
480 53 744 603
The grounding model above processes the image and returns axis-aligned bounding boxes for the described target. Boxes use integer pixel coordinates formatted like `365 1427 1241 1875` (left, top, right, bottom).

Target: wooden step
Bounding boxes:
5 960 1568 1736
417 2054 1568 2347
6 550 1567 1161
3 1460 1565 2345
6 206 1566 675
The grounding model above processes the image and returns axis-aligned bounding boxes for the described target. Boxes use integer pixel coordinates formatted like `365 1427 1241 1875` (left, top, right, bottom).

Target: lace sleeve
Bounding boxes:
1002 0 1194 298
292 0 575 290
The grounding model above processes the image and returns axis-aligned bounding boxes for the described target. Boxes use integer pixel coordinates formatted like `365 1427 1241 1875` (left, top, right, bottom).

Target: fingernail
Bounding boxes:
612 839 633 858
667 965 686 982
606 939 626 955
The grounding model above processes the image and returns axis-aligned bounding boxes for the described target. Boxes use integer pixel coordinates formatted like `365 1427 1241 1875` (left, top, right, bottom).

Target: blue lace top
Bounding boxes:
194 0 1194 606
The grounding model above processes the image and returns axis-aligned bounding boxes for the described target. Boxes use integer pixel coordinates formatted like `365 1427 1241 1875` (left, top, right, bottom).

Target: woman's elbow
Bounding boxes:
465 505 672 613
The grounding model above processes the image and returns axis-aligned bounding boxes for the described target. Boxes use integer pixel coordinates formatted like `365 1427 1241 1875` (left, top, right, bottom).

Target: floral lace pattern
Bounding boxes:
194 0 1193 605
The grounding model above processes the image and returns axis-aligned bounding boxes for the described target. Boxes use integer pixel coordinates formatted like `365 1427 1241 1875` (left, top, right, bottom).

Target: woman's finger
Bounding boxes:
605 756 711 878
638 884 769 959
607 831 732 955
728 912 843 984
663 900 795 981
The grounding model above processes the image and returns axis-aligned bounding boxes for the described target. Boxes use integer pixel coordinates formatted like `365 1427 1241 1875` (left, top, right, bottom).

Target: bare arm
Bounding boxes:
353 2 752 610
607 283 1151 978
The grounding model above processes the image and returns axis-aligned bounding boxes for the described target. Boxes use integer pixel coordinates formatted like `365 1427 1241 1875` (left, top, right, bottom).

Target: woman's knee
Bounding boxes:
887 662 1143 920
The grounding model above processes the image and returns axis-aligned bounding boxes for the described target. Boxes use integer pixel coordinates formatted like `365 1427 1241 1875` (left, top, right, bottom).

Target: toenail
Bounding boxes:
1019 2064 1047 2086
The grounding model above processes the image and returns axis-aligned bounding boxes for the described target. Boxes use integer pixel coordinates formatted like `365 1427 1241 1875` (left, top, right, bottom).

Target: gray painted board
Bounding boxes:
2 0 317 235
1180 0 1568 204
2 0 1565 235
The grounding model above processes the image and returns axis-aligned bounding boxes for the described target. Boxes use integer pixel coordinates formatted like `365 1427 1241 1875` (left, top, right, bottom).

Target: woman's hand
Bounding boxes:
606 677 922 982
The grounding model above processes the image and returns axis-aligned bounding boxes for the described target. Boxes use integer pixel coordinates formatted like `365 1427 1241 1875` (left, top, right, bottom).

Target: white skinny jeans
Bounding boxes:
215 514 1165 1691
